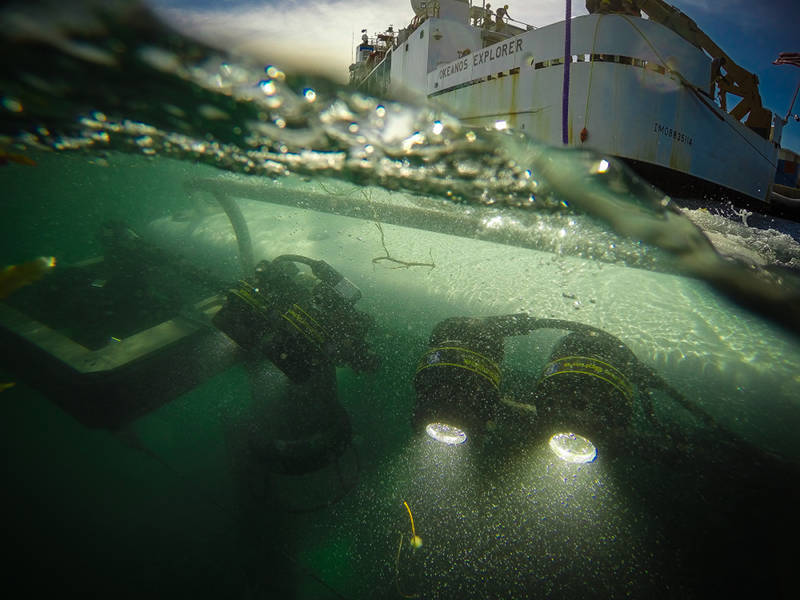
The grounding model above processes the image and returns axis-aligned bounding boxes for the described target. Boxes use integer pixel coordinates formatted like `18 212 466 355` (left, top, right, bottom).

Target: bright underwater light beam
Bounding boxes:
549 432 597 463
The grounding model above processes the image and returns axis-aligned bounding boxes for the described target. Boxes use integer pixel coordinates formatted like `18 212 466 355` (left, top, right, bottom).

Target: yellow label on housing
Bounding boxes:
541 355 633 401
281 303 326 346
416 346 501 389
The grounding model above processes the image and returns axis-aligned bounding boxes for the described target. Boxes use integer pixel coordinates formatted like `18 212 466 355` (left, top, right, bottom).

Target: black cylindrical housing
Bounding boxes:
212 284 326 383
413 318 504 437
212 256 378 383
535 331 636 440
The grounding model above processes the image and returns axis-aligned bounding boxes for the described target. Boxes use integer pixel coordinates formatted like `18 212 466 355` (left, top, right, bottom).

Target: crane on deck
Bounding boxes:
629 0 773 138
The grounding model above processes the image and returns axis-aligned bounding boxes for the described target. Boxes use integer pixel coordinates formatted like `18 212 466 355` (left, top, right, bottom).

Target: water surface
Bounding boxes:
1 2 799 598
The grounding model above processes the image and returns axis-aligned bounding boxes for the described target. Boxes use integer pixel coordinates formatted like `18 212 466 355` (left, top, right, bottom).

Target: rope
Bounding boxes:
582 16 605 134
784 77 800 121
621 16 777 167
621 15 669 66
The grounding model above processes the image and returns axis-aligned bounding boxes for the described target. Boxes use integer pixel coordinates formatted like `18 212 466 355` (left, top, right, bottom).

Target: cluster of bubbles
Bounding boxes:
1 0 798 335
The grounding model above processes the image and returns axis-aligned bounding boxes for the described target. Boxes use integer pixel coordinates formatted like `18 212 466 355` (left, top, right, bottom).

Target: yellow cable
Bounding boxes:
395 534 419 598
403 501 423 549
395 503 423 598
403 501 416 537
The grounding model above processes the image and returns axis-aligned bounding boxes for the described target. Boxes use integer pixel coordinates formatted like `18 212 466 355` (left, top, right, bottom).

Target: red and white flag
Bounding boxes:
773 52 800 67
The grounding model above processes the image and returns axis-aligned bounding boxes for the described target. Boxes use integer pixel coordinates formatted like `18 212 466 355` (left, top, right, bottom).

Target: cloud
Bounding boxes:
152 1 413 81
149 0 585 81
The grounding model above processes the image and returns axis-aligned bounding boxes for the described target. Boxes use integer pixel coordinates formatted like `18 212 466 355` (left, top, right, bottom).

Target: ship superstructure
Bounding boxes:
350 0 784 203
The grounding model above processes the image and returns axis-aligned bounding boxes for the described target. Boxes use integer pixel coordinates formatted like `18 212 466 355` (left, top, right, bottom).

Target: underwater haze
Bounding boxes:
1 1 800 599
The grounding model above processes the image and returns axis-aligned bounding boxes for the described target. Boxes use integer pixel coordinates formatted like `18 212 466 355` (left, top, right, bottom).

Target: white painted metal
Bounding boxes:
380 12 779 202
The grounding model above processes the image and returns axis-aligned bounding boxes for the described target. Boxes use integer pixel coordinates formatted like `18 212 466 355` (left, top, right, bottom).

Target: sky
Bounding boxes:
147 0 800 150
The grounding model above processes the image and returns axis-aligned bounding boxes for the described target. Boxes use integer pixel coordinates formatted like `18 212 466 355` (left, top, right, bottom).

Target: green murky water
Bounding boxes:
2 2 799 598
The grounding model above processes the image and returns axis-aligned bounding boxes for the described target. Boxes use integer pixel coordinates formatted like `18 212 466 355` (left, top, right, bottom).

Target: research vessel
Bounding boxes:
350 0 785 205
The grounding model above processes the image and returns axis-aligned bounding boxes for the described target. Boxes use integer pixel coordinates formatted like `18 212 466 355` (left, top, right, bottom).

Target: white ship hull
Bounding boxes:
360 12 780 203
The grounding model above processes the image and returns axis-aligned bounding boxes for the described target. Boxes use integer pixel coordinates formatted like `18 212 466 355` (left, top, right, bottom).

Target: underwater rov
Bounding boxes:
413 314 686 462
213 255 379 509
413 316 505 445
0 222 240 429
534 329 637 462
213 254 378 383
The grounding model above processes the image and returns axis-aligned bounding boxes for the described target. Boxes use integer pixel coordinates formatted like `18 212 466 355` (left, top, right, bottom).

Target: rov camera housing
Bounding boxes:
213 255 378 382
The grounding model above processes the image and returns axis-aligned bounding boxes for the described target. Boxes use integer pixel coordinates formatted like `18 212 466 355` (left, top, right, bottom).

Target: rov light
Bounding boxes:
425 422 467 445
534 331 635 443
414 315 645 457
549 432 597 463
412 317 505 444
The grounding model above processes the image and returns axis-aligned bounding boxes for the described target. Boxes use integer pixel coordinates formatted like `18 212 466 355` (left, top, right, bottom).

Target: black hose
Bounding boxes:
272 254 319 269
210 189 255 277
484 313 724 431
272 254 344 289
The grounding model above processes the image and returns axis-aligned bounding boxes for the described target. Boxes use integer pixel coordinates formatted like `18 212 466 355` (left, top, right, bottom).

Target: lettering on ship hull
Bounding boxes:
438 39 524 80
653 122 693 146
